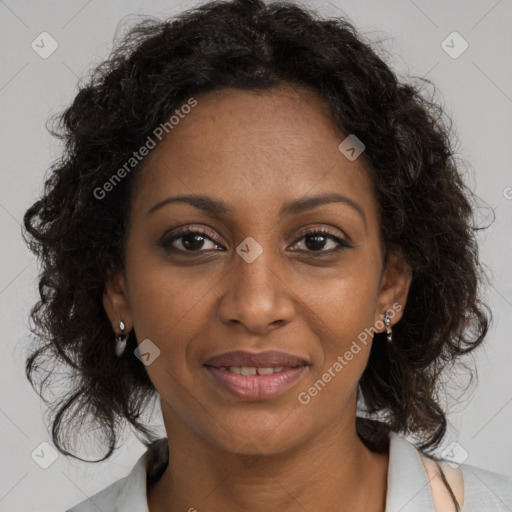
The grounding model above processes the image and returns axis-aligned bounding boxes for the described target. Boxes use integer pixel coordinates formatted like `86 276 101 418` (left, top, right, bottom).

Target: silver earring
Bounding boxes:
383 311 393 343
115 320 127 357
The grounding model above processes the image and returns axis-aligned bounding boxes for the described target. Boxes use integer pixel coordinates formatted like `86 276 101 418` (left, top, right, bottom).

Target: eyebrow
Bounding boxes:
146 192 367 229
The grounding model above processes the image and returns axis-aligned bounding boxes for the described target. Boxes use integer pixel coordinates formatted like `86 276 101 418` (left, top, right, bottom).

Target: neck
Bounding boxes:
147 411 389 512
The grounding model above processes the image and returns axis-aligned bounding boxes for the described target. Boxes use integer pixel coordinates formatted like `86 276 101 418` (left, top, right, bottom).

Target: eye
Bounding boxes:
159 227 223 253
290 228 352 254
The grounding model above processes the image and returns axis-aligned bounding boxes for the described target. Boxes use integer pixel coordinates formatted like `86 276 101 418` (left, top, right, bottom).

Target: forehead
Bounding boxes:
131 85 378 224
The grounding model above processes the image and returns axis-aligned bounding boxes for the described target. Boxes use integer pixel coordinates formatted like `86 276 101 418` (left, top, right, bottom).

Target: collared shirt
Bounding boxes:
66 431 512 511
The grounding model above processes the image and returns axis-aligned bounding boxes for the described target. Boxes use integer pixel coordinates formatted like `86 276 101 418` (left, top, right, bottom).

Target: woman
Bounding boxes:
22 0 512 510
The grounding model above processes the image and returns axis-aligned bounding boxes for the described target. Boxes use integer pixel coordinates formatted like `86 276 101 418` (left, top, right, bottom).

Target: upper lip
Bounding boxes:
204 350 310 368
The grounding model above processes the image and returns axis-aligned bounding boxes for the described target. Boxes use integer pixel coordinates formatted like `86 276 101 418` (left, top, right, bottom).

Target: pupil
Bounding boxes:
183 234 205 250
306 234 326 251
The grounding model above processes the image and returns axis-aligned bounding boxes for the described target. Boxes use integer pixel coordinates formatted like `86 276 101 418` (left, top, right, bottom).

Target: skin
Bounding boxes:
103 84 412 512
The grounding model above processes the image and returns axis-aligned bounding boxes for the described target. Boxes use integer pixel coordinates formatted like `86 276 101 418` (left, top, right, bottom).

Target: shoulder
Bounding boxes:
65 475 129 512
65 438 168 512
387 430 512 511
418 444 512 511
458 461 512 511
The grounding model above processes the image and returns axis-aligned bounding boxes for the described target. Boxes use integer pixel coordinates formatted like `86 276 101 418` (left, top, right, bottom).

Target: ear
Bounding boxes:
103 268 133 335
374 246 412 328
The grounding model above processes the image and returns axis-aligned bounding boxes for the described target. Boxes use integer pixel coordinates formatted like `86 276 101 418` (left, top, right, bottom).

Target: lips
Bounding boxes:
203 350 309 369
203 350 310 401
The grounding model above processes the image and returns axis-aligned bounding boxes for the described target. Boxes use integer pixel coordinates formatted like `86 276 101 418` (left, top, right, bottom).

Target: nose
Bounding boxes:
217 240 295 334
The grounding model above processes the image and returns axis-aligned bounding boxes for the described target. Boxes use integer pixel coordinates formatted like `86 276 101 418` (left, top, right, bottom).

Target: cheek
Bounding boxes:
296 255 381 380
295 278 378 412
124 235 212 337
127 277 211 370
300 257 381 331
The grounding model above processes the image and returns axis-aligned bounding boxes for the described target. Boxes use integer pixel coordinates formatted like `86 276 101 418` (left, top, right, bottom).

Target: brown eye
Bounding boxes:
160 228 223 253
290 229 352 253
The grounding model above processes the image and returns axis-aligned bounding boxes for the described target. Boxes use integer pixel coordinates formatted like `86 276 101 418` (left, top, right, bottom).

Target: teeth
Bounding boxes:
222 366 287 375
240 366 257 376
256 367 274 375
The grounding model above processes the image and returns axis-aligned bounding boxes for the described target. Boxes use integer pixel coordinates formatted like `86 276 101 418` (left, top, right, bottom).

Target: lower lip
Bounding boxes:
204 365 308 401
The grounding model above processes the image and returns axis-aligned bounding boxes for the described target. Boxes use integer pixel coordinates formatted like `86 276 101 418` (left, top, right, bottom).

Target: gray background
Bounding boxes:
1 0 511 510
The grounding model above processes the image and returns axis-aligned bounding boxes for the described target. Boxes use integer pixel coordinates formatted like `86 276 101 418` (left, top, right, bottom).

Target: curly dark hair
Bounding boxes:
23 0 491 462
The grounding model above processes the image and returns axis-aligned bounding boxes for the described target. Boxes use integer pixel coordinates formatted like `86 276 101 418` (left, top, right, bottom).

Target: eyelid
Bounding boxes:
294 224 350 243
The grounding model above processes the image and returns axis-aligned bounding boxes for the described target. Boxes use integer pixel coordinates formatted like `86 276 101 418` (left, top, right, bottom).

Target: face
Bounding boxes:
104 84 411 456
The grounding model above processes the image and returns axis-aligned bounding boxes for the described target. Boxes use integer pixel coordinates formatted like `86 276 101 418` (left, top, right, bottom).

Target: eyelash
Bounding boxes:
160 227 352 255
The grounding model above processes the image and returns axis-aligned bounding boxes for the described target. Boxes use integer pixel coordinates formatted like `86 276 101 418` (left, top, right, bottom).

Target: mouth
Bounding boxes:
203 349 309 368
203 350 310 401
208 365 296 375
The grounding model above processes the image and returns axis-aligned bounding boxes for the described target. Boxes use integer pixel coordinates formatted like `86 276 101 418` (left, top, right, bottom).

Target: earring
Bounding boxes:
115 320 127 357
383 310 393 343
